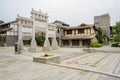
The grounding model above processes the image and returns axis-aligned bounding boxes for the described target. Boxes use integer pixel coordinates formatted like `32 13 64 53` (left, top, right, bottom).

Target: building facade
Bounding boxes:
0 21 18 46
59 23 97 47
54 20 70 46
0 20 4 24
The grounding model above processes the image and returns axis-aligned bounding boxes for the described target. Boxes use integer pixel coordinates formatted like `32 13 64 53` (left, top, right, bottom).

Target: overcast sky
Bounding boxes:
0 0 120 26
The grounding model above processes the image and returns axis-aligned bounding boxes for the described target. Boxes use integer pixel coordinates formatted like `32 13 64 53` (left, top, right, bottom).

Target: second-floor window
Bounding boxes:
67 30 72 35
78 29 84 34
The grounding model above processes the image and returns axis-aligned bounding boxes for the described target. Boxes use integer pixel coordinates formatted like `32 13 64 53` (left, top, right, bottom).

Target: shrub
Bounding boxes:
90 42 103 47
114 36 119 42
111 42 118 47
35 34 45 46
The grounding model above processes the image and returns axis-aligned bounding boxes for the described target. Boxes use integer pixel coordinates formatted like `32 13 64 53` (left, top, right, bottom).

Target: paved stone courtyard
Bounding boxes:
0 46 120 80
60 53 120 77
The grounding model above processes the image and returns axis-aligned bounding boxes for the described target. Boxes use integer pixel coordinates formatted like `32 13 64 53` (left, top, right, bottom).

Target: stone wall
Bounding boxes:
6 36 18 46
94 13 110 38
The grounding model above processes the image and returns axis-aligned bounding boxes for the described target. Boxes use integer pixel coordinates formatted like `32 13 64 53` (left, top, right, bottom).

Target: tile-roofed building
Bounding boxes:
54 20 70 27
0 20 4 24
60 23 97 47
0 20 18 46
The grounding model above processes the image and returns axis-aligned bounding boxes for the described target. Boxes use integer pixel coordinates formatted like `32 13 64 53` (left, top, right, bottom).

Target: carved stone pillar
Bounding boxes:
52 37 58 50
18 39 24 54
42 30 51 51
52 25 58 50
18 24 24 54
42 38 51 51
29 18 37 52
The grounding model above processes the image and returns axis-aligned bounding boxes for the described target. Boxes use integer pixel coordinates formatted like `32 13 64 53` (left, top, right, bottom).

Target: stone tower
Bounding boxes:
94 13 111 38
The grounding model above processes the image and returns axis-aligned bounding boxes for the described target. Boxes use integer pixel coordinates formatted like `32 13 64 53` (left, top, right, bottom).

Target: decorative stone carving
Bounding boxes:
29 11 38 52
42 38 51 51
29 24 37 52
42 23 51 51
48 23 58 50
31 8 48 22
16 15 33 28
18 39 24 54
29 38 37 52
31 9 50 51
17 15 24 54
52 37 58 50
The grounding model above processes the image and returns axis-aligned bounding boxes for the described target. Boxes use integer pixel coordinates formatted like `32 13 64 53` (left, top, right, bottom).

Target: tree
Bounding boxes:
97 27 103 43
112 21 120 43
0 29 3 34
96 27 109 44
35 34 45 46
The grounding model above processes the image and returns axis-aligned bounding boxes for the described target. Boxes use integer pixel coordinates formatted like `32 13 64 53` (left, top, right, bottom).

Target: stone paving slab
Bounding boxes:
0 55 120 80
60 53 120 77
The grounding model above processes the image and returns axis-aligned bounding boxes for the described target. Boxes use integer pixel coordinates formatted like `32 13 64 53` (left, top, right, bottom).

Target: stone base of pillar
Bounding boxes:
18 39 24 54
29 38 37 52
42 39 51 51
52 38 58 50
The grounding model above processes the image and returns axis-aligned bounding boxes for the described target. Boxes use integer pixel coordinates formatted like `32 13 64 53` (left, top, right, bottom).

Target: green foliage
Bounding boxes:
111 42 118 47
96 27 109 44
90 42 103 47
97 28 103 43
0 29 3 34
103 34 109 42
35 34 45 46
114 36 119 42
112 21 120 42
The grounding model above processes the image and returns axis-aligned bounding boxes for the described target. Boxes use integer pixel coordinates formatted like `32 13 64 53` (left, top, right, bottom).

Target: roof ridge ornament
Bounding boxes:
39 10 41 12
80 23 87 26
32 8 34 11
17 14 20 18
